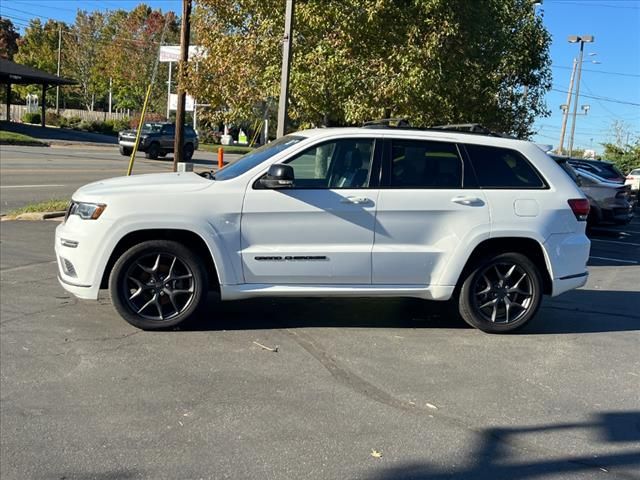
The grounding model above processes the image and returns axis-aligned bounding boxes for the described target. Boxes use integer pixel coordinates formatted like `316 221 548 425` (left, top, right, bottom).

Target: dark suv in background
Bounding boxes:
118 122 199 160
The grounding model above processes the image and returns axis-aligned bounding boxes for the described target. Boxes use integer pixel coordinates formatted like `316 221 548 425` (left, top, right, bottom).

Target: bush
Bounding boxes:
77 120 92 131
45 111 62 126
199 129 222 144
22 112 41 124
66 116 82 128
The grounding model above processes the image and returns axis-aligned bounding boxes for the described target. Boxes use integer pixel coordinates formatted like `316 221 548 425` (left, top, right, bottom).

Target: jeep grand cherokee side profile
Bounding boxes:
56 127 590 333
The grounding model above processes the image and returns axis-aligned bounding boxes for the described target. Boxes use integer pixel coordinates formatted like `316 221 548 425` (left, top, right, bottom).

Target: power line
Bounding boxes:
546 0 640 9
551 88 640 107
552 64 640 78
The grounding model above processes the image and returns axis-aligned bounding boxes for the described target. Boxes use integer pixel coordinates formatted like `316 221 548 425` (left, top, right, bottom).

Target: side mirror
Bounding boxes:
260 164 294 189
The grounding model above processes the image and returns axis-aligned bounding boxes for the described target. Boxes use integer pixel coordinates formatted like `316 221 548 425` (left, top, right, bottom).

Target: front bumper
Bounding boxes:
55 217 112 300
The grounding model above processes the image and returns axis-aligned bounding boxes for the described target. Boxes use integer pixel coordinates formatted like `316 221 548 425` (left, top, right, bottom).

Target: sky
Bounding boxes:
2 0 639 153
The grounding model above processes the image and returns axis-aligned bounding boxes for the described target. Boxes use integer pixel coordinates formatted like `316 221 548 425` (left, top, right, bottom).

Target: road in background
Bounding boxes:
0 145 240 214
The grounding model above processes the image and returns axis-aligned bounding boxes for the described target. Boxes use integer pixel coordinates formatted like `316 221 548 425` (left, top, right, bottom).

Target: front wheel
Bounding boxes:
458 253 542 333
184 143 194 161
109 240 208 330
145 142 160 159
119 146 132 156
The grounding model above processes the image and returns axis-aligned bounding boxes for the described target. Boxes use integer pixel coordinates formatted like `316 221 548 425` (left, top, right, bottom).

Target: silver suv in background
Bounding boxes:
550 155 634 225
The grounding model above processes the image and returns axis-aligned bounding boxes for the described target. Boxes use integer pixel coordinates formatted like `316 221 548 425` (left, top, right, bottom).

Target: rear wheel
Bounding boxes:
458 253 542 333
109 240 208 330
119 146 132 156
184 143 194 161
145 142 160 159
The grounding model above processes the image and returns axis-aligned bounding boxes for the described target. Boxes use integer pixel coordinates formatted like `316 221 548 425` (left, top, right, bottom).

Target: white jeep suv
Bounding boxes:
55 126 590 333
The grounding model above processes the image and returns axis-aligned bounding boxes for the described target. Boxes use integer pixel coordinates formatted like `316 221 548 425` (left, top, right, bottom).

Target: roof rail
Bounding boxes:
362 118 412 128
361 119 516 139
429 124 514 138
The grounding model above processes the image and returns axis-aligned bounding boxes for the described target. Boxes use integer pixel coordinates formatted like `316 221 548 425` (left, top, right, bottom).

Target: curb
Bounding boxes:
1 211 66 221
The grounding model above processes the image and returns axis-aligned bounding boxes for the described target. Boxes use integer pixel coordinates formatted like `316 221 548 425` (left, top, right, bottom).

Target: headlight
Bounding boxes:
67 201 107 220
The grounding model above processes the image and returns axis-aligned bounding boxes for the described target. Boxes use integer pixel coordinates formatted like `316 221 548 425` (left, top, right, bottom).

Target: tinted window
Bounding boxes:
390 140 462 188
215 135 305 181
286 139 374 189
466 144 545 188
162 124 176 135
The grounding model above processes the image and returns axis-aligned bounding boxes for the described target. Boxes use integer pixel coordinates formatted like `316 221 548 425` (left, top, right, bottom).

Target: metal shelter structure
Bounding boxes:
0 58 76 127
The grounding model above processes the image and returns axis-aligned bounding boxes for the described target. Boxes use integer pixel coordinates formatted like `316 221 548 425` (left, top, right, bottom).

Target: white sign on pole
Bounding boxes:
169 93 195 112
159 45 206 63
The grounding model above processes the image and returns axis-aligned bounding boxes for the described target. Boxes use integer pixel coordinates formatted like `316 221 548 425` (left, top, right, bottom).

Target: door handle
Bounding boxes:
341 196 371 204
451 196 484 206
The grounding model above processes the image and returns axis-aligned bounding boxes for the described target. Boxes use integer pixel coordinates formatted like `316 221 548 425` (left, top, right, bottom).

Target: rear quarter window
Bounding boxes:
465 144 546 189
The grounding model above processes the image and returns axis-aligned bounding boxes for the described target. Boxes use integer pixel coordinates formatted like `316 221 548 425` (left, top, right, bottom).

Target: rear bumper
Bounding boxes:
543 232 590 297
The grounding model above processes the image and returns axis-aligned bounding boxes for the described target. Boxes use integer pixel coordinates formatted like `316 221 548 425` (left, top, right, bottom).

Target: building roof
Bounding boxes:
0 58 76 86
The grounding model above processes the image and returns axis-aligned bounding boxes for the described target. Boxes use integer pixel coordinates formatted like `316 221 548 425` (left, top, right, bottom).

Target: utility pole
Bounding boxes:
173 0 192 171
567 35 594 157
56 25 62 114
557 58 577 154
276 0 295 138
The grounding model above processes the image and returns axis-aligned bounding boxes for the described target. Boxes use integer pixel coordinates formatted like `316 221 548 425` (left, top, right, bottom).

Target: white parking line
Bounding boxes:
590 238 640 247
589 256 639 265
0 184 66 189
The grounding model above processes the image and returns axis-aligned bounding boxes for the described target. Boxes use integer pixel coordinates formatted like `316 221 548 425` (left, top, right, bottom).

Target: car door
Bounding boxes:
372 138 490 285
160 124 175 150
241 137 380 284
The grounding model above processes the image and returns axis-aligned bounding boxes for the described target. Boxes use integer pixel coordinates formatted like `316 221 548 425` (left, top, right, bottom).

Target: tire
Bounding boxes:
184 143 194 161
458 252 542 333
119 146 132 156
109 240 208 330
145 142 160 159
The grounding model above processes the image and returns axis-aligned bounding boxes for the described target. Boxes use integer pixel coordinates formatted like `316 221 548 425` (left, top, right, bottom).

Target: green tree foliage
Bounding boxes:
601 121 640 173
64 11 107 110
102 5 179 112
13 19 66 104
0 18 20 60
187 0 552 138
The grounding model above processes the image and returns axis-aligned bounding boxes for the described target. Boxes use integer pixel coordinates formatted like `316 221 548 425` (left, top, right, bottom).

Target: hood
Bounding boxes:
73 172 212 201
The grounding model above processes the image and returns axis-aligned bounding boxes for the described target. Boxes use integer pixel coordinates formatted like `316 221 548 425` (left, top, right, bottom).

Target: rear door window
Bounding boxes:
465 144 546 189
389 140 462 188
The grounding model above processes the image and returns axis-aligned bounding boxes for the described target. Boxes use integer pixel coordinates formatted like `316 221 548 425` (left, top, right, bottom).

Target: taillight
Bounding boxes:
568 198 590 221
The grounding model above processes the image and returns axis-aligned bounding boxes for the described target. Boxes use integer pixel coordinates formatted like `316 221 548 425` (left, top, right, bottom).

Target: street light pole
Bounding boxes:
56 25 62 114
276 0 295 138
557 58 577 154
567 35 594 157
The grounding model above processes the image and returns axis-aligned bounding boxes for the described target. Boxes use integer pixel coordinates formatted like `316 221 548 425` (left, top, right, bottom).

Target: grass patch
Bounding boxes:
200 143 254 155
0 130 48 146
5 199 68 219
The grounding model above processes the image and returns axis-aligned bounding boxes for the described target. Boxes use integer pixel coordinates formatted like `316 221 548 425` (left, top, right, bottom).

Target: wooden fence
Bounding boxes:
1 105 129 122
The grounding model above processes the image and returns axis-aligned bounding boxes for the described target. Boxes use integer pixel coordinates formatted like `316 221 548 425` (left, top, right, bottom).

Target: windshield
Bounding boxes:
141 123 162 133
213 135 305 181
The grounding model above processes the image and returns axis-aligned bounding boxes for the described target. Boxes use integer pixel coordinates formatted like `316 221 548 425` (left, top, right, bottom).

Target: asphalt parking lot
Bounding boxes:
1 145 639 480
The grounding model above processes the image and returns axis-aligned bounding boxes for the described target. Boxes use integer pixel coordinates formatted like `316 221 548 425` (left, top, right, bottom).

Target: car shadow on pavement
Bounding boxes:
177 289 640 334
362 411 640 480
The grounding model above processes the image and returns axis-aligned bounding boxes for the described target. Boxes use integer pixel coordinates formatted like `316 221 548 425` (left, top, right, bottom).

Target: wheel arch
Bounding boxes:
100 228 220 290
454 237 553 295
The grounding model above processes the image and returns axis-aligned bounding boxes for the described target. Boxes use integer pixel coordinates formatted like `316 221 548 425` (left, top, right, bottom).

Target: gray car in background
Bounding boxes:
550 155 634 226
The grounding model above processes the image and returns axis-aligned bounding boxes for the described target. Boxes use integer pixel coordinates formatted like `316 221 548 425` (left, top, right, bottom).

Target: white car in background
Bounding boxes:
55 124 591 333
625 168 640 200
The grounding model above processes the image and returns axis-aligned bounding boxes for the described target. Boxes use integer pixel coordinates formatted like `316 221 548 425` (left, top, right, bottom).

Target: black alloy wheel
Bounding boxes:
109 240 208 330
458 253 542 333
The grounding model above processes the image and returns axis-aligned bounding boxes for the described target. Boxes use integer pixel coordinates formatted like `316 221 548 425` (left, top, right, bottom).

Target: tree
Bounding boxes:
601 121 640 173
102 5 179 113
186 0 551 138
0 18 20 60
64 11 109 111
